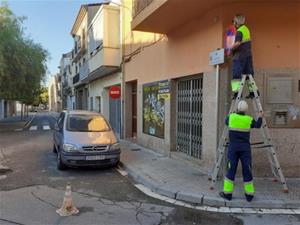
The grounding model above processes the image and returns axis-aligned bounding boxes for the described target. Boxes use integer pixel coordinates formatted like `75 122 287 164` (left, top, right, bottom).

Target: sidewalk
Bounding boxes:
120 140 300 210
0 113 35 132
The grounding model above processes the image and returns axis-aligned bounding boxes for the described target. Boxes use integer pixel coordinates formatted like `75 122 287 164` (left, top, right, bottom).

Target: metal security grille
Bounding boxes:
176 77 203 159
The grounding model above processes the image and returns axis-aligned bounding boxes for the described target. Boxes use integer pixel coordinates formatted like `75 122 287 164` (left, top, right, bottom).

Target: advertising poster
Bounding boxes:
143 80 170 138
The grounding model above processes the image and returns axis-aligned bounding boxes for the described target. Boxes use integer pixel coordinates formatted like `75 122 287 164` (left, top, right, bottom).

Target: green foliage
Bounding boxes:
39 86 49 105
0 2 49 105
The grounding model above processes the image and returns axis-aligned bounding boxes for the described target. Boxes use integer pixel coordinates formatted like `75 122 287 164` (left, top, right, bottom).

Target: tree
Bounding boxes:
32 86 48 106
0 2 49 110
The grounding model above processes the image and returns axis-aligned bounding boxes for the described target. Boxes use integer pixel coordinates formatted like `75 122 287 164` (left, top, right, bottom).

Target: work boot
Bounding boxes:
245 194 254 202
219 192 232 201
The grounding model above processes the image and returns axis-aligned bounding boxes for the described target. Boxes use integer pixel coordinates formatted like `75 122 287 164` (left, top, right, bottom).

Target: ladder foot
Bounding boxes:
273 178 278 182
208 177 212 181
209 186 214 191
283 189 289 193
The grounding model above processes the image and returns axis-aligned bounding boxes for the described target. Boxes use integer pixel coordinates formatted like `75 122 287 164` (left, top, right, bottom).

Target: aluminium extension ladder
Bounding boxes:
209 74 288 193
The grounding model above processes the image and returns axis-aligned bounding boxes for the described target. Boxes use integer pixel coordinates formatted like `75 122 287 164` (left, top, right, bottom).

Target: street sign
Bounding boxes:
109 86 121 99
209 48 224 66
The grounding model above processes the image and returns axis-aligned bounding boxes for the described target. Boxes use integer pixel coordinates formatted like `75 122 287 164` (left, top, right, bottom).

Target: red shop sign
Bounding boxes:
109 86 121 99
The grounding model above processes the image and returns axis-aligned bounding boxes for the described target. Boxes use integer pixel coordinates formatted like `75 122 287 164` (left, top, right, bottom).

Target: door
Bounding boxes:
109 96 121 138
132 82 137 137
176 77 203 159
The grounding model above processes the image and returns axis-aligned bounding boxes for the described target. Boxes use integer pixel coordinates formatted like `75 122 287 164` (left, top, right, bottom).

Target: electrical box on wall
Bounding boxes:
267 77 293 104
264 74 300 128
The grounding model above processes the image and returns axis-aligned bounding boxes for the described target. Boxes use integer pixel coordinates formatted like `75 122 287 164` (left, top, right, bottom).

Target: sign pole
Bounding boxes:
215 64 220 152
209 48 224 157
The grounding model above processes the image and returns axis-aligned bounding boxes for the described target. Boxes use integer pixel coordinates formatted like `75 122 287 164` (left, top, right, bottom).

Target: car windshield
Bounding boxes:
67 114 111 132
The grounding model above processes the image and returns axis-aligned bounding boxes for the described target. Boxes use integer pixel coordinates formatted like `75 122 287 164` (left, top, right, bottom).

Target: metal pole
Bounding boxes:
215 64 220 152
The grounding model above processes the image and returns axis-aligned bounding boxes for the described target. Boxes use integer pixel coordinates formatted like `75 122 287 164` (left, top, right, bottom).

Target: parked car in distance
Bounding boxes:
53 110 120 170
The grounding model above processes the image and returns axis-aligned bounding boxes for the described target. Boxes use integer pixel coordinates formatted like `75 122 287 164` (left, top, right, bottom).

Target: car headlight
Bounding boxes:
63 143 79 152
110 142 120 151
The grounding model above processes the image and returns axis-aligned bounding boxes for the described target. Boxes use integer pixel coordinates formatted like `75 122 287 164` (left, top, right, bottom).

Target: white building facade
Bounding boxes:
48 75 62 112
84 4 121 137
60 52 75 110
69 3 122 137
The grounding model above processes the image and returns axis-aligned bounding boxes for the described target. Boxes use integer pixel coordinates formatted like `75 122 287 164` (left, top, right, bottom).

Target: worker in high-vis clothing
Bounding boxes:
231 14 257 99
219 100 263 202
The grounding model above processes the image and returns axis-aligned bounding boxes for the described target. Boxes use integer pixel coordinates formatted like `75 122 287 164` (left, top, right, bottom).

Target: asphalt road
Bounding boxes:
0 112 299 225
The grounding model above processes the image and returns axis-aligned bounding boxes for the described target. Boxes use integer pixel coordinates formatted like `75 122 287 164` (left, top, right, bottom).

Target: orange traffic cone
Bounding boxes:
56 183 79 216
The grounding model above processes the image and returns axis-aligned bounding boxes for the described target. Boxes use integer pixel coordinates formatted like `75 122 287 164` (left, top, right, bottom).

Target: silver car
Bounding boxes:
53 110 120 170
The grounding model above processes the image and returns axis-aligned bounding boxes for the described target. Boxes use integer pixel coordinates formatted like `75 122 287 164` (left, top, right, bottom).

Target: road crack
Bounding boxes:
30 191 57 208
0 218 26 225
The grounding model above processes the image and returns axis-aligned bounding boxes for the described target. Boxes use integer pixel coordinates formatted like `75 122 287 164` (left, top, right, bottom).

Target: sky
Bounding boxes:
7 0 105 84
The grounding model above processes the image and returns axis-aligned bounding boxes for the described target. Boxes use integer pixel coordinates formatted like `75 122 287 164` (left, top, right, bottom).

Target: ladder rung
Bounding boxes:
223 142 272 148
250 142 265 145
252 145 273 149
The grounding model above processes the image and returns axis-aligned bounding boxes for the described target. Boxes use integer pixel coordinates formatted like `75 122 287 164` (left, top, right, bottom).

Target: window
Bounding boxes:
88 12 103 55
66 115 110 132
90 97 93 111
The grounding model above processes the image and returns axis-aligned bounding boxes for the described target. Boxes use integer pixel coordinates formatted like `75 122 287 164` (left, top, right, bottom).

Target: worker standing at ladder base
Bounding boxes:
219 100 263 202
231 14 257 99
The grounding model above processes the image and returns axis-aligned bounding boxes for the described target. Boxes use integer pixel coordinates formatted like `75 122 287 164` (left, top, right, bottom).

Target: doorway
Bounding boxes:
176 76 203 159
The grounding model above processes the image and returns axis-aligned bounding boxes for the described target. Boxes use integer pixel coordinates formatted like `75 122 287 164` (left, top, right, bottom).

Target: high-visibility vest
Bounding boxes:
237 25 251 42
228 113 253 132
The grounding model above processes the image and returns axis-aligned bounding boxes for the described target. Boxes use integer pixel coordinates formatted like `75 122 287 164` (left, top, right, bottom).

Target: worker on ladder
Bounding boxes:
219 100 263 202
231 14 257 99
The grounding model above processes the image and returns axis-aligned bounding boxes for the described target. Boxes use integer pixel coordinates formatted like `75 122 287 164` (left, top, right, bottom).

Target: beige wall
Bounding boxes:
220 2 300 177
124 1 300 176
125 8 223 82
221 2 300 69
124 7 223 163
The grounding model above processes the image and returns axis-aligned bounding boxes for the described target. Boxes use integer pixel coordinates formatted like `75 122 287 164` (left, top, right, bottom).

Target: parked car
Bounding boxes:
53 110 120 170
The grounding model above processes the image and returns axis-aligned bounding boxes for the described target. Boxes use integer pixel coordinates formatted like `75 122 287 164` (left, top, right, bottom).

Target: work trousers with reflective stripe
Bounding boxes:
223 143 254 195
231 56 255 93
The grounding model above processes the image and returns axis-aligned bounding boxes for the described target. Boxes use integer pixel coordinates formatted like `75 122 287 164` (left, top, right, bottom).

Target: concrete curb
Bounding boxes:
119 161 300 210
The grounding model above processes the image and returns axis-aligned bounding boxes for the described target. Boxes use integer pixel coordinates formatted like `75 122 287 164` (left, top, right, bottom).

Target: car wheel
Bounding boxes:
53 144 57 153
57 151 66 170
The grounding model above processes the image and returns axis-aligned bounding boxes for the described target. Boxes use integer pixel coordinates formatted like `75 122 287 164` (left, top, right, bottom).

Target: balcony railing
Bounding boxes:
132 0 154 18
73 40 87 62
